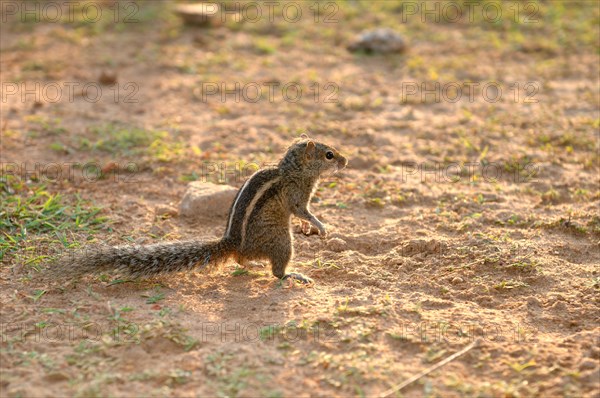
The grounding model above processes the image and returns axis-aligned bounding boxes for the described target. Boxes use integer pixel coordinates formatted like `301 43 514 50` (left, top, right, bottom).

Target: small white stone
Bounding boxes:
179 182 238 219
347 28 407 54
174 3 222 26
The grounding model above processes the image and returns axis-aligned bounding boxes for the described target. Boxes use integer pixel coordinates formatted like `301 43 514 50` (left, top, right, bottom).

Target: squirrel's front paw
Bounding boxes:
301 220 312 235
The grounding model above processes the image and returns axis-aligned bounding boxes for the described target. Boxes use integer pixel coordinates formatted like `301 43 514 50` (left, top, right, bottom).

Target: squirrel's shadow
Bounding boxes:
165 269 314 342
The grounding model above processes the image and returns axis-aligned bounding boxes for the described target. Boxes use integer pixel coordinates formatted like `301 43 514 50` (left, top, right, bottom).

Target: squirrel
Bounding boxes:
59 137 348 284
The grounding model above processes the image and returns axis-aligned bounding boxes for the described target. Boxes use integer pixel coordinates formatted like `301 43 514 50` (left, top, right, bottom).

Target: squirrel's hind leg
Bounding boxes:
269 235 313 285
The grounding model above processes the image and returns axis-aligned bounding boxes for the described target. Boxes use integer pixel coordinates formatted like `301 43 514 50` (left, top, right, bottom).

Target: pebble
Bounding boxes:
179 182 237 219
347 28 407 54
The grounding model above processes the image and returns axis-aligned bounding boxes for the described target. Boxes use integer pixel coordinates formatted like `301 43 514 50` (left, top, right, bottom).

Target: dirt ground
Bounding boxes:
1 1 599 397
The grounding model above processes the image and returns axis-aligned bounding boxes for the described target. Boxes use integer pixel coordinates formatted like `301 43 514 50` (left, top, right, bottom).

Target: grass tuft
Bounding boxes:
0 175 107 266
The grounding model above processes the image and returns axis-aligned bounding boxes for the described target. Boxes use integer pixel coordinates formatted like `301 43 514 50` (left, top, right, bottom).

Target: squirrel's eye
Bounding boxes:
326 151 334 160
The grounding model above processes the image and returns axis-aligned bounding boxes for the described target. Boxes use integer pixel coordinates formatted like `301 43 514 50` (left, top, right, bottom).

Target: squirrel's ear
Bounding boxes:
305 140 316 160
300 133 310 139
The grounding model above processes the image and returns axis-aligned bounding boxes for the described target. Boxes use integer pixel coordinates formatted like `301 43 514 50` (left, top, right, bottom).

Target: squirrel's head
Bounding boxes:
282 135 348 177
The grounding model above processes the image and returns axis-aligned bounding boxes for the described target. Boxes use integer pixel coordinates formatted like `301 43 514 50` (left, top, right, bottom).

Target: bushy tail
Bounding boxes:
59 239 234 278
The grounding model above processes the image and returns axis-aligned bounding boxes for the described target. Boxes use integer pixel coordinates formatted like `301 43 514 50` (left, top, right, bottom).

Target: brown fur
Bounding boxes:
55 138 347 283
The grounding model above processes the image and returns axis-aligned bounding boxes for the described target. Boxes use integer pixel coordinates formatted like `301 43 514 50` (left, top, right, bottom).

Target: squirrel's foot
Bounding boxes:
298 221 325 238
283 272 314 285
319 228 328 239
301 220 312 235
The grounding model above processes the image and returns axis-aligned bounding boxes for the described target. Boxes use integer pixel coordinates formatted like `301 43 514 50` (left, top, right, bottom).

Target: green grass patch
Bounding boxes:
79 124 193 163
253 38 277 55
25 115 67 136
0 175 107 266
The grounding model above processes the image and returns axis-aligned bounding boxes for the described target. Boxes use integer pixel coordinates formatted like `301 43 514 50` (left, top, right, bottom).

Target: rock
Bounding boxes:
174 3 221 27
155 204 178 218
179 182 237 219
451 276 464 284
347 28 407 54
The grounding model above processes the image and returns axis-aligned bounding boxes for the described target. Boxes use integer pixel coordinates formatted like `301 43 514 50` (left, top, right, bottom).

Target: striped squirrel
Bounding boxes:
60 137 347 284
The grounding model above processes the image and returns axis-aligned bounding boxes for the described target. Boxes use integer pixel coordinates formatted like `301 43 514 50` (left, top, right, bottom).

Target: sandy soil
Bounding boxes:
1 1 599 397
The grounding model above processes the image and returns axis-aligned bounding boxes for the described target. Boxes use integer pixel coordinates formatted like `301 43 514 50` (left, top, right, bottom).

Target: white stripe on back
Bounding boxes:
225 176 252 237
240 176 281 248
